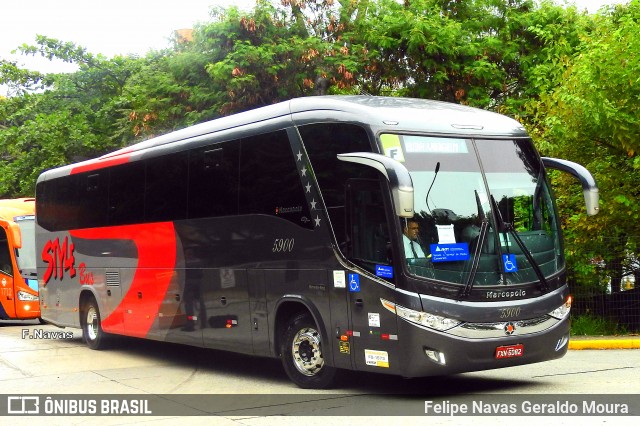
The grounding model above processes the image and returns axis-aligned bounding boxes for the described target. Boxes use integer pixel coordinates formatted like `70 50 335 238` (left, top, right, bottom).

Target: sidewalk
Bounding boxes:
568 335 640 350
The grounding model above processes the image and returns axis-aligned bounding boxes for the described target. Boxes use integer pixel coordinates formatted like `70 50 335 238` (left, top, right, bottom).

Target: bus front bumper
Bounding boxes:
394 315 570 378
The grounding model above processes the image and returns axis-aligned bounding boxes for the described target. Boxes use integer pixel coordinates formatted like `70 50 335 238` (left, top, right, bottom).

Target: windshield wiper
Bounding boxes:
459 190 489 298
490 195 550 293
460 218 489 298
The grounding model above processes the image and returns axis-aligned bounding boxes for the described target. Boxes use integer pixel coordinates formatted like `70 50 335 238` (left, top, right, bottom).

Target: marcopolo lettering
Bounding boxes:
486 290 526 299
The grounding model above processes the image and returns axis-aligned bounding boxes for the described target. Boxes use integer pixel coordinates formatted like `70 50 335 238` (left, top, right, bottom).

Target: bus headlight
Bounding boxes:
381 298 461 331
17 291 39 301
548 295 572 320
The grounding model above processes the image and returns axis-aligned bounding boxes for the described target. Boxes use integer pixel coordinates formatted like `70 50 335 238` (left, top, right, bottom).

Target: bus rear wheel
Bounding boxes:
81 297 110 350
280 312 337 389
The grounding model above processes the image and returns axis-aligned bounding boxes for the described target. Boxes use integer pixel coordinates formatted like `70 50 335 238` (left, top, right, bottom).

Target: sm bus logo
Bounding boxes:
41 236 77 285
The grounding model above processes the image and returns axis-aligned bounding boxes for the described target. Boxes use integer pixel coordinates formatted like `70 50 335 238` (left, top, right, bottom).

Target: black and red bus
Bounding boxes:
36 96 598 388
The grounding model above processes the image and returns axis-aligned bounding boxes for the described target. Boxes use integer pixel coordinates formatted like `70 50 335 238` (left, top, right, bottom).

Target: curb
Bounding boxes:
568 338 640 350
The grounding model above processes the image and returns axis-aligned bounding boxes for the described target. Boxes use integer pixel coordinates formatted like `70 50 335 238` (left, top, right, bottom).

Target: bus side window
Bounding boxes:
0 233 13 276
298 123 374 250
188 142 240 219
145 151 189 222
239 131 312 228
345 178 392 274
77 172 109 229
108 162 145 226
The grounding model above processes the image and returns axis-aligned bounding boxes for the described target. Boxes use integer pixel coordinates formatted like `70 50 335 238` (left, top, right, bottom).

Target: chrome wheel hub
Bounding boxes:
86 306 98 341
291 327 323 376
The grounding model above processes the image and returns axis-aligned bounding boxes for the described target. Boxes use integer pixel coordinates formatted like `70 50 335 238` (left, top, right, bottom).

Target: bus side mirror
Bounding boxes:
541 157 600 216
337 152 414 218
0 220 22 249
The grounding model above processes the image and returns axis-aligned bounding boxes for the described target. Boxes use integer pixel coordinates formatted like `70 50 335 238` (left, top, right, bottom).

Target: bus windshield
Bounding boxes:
384 134 563 288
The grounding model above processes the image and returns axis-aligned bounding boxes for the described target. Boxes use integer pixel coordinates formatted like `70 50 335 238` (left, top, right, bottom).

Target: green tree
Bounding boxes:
530 0 640 292
0 36 144 196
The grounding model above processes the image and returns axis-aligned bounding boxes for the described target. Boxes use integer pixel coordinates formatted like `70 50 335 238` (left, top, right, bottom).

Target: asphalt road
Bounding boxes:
1 320 639 425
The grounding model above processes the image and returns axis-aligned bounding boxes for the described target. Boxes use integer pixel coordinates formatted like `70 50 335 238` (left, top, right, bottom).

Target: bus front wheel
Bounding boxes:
81 297 110 350
280 312 337 389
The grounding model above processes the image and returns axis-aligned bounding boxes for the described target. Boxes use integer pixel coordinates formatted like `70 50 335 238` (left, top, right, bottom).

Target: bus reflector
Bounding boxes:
380 298 396 313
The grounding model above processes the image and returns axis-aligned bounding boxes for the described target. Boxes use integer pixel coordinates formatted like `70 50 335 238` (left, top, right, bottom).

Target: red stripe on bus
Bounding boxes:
70 151 133 174
70 222 177 337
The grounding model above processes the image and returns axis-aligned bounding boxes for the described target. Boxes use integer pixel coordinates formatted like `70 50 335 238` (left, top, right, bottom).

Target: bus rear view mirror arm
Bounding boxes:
337 152 414 218
541 157 600 216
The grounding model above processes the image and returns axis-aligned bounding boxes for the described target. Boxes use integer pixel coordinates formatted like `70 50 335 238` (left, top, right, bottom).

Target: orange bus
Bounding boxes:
0 198 40 320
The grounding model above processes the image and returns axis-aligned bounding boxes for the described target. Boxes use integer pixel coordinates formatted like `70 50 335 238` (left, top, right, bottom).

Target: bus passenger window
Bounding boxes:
108 162 145 226
76 172 109 229
239 131 312 228
188 142 240 219
145 151 189 222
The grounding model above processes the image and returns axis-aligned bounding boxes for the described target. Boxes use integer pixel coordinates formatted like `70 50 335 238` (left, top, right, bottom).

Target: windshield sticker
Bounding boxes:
436 224 456 244
500 233 513 248
502 254 518 273
403 136 468 154
380 134 405 162
365 349 390 368
375 264 394 278
430 243 470 263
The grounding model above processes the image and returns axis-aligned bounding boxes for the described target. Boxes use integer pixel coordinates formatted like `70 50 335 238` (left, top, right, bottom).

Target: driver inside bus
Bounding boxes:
402 218 426 259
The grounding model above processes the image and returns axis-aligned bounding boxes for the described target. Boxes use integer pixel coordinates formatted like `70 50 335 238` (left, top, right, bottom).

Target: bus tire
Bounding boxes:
280 312 337 389
81 297 110 350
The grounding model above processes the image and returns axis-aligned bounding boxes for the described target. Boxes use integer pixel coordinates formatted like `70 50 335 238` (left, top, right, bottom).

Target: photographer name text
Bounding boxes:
425 400 629 416
22 329 74 340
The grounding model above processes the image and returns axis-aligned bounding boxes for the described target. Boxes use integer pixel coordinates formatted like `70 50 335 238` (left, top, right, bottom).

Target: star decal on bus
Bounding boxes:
301 166 307 176
305 182 311 193
310 198 317 210
314 216 322 227
296 151 303 161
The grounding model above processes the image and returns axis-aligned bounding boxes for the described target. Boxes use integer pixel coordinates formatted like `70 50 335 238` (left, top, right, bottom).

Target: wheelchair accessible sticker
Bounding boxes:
430 243 470 263
502 254 518 273
348 274 361 292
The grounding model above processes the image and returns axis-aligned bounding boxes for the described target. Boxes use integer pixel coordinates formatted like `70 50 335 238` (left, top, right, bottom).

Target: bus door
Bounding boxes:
344 179 400 372
0 220 17 318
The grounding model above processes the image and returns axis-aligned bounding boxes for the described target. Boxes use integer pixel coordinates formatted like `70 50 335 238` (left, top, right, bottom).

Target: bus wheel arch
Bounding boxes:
79 291 110 350
275 300 337 389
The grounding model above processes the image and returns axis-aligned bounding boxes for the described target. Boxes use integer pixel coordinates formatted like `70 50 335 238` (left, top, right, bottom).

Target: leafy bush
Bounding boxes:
570 314 627 336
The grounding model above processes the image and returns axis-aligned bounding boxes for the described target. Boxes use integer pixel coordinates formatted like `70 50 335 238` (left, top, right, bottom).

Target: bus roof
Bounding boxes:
37 96 528 181
0 198 36 221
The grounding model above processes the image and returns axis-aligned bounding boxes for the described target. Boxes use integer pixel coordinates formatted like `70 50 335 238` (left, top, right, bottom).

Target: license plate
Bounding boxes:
495 344 524 359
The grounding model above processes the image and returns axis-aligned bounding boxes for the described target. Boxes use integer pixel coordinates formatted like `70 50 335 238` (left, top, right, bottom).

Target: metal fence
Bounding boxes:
568 236 640 334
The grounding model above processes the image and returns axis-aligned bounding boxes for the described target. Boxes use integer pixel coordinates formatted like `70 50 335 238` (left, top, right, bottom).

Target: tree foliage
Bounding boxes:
529 0 640 291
